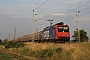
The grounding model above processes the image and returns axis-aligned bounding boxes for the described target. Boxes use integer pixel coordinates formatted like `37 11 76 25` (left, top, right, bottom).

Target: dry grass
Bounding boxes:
24 42 63 51
24 42 90 60
6 42 90 60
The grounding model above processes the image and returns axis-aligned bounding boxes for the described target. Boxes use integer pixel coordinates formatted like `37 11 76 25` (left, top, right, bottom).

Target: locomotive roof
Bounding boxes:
53 22 64 26
43 22 68 31
52 22 68 27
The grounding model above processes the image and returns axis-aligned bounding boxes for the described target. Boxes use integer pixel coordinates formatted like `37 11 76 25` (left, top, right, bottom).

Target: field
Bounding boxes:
0 42 90 60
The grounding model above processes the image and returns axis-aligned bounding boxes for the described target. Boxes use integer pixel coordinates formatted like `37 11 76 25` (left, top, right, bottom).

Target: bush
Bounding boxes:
32 50 46 57
46 49 53 57
32 49 53 57
31 48 63 58
22 48 29 54
4 41 25 49
37 50 45 57
54 47 63 53
4 41 12 49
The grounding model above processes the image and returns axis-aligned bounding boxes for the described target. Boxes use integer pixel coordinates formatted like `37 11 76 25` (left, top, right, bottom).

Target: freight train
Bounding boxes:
15 22 70 42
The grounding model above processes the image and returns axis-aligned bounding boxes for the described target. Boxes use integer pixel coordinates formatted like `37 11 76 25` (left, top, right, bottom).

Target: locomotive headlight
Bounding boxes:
67 35 69 36
59 35 60 36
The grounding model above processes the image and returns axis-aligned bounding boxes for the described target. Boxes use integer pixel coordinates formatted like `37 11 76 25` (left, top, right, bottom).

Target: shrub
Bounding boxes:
32 50 46 57
32 49 53 58
22 48 29 54
5 41 12 49
4 41 25 49
46 49 53 57
37 50 45 57
54 47 63 53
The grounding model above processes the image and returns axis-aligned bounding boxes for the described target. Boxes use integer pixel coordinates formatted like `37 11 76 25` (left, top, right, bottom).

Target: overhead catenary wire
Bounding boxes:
52 1 90 22
13 0 50 39
36 0 90 23
37 0 90 26
81 11 90 16
15 0 90 37
16 0 49 29
66 1 90 14
39 5 89 26
66 0 85 9
59 7 90 21
35 0 90 31
17 12 32 29
60 10 90 23
34 0 49 10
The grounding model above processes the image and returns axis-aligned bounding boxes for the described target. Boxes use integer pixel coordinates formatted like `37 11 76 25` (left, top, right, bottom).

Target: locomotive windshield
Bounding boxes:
58 26 69 32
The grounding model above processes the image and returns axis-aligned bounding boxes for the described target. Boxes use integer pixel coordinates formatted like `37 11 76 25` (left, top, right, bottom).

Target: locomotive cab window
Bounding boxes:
58 26 69 32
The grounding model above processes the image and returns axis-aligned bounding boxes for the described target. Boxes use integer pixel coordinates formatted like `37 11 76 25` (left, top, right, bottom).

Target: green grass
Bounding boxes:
0 51 28 60
0 51 12 60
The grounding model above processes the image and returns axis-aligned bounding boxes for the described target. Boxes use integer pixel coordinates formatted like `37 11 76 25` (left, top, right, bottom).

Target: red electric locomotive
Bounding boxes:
42 22 70 42
55 22 70 42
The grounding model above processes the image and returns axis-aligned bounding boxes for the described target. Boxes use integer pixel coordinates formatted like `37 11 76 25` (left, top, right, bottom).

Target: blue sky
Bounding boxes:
0 0 90 40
